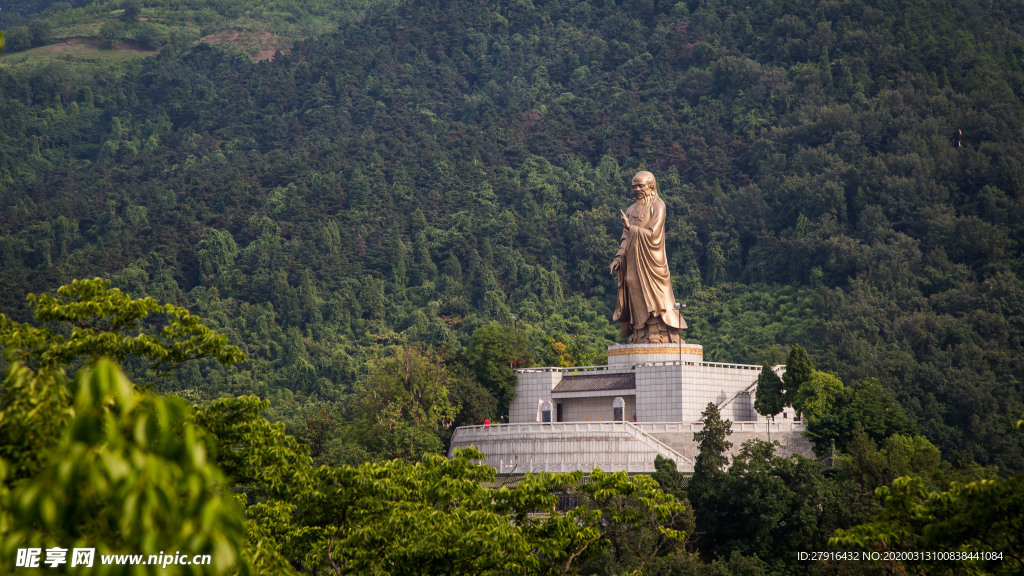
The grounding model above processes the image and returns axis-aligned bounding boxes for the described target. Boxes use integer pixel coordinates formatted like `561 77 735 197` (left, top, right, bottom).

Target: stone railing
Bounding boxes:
516 360 770 373
619 421 693 468
637 360 763 370
454 420 805 437
514 365 622 374
631 421 806 433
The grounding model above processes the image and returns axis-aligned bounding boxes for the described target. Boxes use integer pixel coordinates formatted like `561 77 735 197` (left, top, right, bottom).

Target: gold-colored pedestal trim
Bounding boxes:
608 346 704 357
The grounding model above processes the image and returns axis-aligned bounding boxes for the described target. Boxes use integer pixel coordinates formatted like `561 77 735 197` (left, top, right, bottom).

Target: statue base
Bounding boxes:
607 342 704 367
628 320 680 344
621 312 686 344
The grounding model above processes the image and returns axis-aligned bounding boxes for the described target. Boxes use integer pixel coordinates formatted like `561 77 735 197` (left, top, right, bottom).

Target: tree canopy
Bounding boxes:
3 0 1024 570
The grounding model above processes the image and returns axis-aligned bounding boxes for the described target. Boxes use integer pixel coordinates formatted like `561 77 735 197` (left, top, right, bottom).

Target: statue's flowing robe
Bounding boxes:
612 196 685 339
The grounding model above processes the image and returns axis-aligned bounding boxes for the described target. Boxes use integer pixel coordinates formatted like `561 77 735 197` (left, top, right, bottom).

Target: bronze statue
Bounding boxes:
610 171 686 343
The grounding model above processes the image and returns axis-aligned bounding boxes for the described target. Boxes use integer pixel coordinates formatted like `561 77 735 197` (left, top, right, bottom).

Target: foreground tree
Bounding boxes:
753 364 785 421
0 278 245 480
0 280 255 574
689 403 732 553
300 453 690 576
706 441 863 574
353 345 459 461
0 360 250 575
830 416 1024 576
0 277 244 381
832 472 1024 576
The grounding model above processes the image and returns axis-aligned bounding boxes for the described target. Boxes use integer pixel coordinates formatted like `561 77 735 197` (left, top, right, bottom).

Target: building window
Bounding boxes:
613 397 625 422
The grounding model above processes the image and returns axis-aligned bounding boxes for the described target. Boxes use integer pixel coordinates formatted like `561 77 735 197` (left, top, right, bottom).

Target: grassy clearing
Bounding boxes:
0 37 159 71
2 0 395 72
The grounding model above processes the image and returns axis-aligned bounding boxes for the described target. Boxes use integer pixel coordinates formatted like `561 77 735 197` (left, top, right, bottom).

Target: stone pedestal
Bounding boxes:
607 342 703 367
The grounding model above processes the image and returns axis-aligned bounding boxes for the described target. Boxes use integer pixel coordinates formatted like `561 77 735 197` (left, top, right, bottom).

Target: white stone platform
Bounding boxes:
449 421 693 474
450 342 811 475
448 420 812 474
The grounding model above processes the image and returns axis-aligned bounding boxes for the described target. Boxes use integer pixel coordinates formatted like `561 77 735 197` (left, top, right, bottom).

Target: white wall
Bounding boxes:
556 394 636 422
512 359 788 425
675 362 762 422
509 370 560 423
633 364 685 421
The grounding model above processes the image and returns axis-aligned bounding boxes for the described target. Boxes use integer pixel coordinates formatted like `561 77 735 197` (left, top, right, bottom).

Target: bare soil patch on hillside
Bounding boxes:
199 30 291 62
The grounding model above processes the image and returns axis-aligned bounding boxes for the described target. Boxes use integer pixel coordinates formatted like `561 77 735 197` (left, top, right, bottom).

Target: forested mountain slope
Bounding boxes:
1 0 1022 471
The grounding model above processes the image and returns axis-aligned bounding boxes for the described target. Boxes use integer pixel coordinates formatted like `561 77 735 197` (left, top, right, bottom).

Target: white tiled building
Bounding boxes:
449 343 813 473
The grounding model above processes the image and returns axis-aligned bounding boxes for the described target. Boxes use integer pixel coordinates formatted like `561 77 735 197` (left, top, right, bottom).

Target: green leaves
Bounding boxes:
570 469 692 575
832 473 1024 576
782 344 814 397
0 362 70 481
306 449 537 575
753 363 785 419
0 278 245 382
353 346 459 461
0 360 249 576
790 370 844 424
0 280 257 573
297 450 690 576
705 441 861 572
465 322 524 415
807 378 917 455
194 395 315 498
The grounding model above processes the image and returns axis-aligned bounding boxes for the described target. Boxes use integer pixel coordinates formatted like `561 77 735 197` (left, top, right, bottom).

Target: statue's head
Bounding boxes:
631 171 657 201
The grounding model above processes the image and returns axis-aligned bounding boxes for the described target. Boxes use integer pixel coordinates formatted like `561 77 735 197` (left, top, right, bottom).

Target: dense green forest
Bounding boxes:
3 281 1019 575
3 0 1021 470
2 0 1024 572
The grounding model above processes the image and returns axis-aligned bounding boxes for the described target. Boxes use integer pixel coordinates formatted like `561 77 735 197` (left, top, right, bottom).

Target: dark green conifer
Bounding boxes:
753 363 786 419
782 345 814 396
689 403 732 550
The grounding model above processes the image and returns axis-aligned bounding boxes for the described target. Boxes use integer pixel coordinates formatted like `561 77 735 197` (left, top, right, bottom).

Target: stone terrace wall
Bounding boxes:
450 422 689 474
636 421 814 461
449 421 814 474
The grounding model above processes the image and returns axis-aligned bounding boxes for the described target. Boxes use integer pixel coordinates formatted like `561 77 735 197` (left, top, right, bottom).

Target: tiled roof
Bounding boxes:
552 373 636 393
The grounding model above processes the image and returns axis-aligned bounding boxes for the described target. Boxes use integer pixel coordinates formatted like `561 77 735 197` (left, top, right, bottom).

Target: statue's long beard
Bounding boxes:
635 192 656 218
